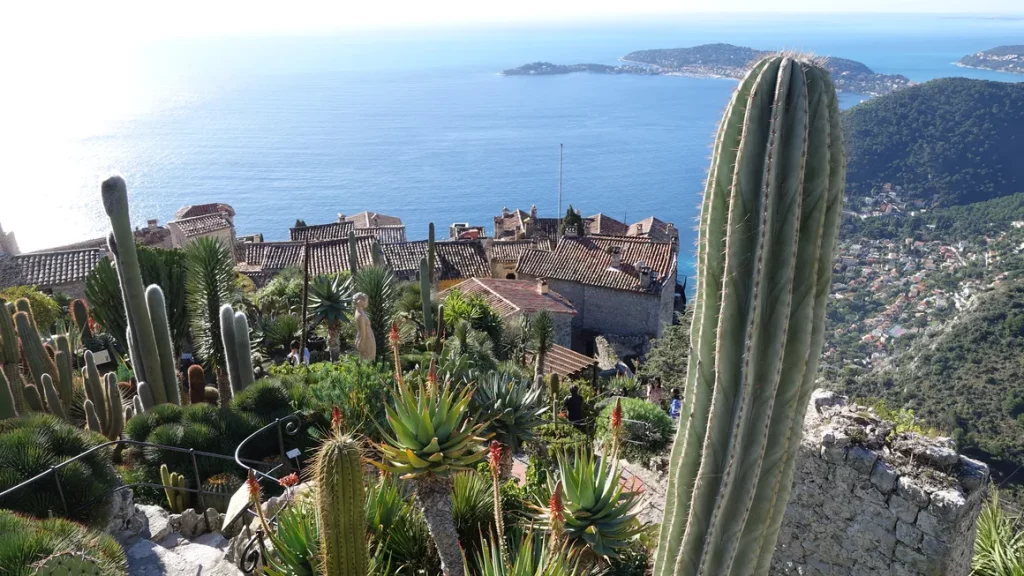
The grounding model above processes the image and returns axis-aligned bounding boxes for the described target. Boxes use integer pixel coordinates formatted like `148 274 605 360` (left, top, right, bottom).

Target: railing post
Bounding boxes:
190 449 207 512
51 467 68 516
275 418 292 474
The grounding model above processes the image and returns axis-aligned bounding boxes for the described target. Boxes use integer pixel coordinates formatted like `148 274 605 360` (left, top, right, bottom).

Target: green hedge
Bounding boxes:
597 397 674 466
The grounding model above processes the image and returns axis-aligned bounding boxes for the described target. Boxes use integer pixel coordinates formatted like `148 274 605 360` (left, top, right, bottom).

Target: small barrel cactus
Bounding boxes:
160 464 188 513
201 473 243 513
187 365 207 405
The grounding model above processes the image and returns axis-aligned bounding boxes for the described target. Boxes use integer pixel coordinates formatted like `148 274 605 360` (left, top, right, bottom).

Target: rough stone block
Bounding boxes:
854 480 888 505
870 460 899 494
897 477 931 508
921 534 949 558
916 510 941 537
957 455 990 493
894 544 929 572
822 444 848 464
847 445 878 475
138 504 173 542
929 489 968 524
888 495 921 524
896 520 923 547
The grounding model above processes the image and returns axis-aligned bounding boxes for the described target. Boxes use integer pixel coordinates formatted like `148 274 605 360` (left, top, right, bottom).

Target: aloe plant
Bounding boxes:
652 55 845 576
472 373 547 477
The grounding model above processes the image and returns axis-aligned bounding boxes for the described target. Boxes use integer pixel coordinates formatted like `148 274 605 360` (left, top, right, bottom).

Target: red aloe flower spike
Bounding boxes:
611 397 623 430
278 472 299 488
332 405 342 431
427 357 438 389
389 321 401 346
549 480 565 522
246 469 262 504
488 441 502 474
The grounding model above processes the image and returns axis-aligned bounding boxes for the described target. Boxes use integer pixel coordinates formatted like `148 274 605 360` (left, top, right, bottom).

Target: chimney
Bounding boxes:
530 205 538 220
537 279 549 295
147 219 159 229
609 245 622 268
639 266 654 290
502 207 510 218
337 213 346 223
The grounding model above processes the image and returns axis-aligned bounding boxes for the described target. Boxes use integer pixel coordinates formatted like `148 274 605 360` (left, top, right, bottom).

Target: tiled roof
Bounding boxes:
289 221 354 242
381 240 490 281
586 213 629 236
0 249 104 288
355 225 407 244
236 237 378 283
174 203 235 220
516 235 676 294
439 278 576 318
532 344 596 379
171 214 233 238
485 240 542 263
628 217 676 242
494 209 560 239
345 211 403 229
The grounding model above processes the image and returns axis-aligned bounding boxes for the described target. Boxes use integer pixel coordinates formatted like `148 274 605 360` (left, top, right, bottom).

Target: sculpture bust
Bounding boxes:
353 292 376 362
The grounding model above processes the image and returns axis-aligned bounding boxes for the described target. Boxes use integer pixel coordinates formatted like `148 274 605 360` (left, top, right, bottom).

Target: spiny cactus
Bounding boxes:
53 335 74 409
146 285 180 405
71 299 93 341
101 176 172 406
31 551 105 575
187 365 207 405
428 222 436 280
82 353 124 441
652 55 845 576
219 305 253 396
14 306 58 396
313 429 369 576
420 258 432 335
160 464 188 513
348 230 359 277
200 473 242 513
0 368 17 419
40 374 68 421
0 297 26 413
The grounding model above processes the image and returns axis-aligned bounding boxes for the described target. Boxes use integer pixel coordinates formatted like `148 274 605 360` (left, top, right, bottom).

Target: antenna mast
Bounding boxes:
557 143 563 239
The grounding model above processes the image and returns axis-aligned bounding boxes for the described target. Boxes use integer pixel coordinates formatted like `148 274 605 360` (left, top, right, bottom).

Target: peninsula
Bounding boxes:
958 45 1024 74
503 43 912 96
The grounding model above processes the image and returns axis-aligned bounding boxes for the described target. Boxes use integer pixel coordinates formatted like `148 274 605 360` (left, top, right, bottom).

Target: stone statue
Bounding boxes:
353 292 376 362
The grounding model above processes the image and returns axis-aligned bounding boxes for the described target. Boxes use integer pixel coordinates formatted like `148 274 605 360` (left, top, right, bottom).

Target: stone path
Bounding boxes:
123 505 243 576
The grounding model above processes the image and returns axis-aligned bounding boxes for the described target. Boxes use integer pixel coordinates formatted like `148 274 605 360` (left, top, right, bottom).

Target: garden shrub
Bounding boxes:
597 397 674 467
231 380 293 424
0 415 117 526
0 510 127 575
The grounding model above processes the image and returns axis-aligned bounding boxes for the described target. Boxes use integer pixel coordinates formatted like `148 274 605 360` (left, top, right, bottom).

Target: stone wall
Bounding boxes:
771 391 989 576
547 279 668 340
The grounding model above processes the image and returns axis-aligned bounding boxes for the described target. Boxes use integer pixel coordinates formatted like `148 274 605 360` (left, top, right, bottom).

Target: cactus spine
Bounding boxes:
348 231 359 277
187 365 207 405
419 258 432 335
101 176 169 405
652 56 844 576
82 352 123 440
71 298 93 340
31 551 104 575
312 430 369 576
160 464 188 513
146 285 180 405
219 305 252 396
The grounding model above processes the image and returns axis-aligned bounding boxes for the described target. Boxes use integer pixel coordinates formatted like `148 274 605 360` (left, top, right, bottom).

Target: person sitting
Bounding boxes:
287 339 310 367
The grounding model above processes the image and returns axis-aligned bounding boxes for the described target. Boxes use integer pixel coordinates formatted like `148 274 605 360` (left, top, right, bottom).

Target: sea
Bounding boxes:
4 13 1024 282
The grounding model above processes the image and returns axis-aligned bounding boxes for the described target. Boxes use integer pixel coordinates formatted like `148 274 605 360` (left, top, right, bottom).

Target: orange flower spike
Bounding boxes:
389 321 401 346
427 357 438 391
278 472 299 488
246 469 262 505
549 480 565 522
488 441 502 475
332 405 342 432
611 397 623 431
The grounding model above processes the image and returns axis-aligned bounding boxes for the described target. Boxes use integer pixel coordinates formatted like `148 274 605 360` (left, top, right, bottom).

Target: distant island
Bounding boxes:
502 43 912 96
958 45 1024 74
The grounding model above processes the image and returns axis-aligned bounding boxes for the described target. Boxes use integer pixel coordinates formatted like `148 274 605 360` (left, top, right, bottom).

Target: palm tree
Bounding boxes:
185 237 236 402
308 273 353 361
354 266 397 359
531 311 554 382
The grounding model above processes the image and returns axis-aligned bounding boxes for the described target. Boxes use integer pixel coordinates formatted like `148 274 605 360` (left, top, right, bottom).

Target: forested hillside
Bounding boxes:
843 78 1024 206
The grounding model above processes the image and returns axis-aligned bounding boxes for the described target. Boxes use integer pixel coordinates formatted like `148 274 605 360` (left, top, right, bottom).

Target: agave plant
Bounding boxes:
472 373 547 477
972 490 1024 576
472 528 588 576
539 448 643 563
366 474 437 574
307 274 353 361
374 359 489 576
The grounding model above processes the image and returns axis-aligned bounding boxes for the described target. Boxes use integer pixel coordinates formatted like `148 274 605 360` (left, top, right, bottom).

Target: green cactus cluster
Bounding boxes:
101 176 180 410
420 258 433 335
160 464 189 513
652 55 845 576
31 552 105 576
70 299 92 341
82 351 124 441
219 305 254 397
313 429 370 575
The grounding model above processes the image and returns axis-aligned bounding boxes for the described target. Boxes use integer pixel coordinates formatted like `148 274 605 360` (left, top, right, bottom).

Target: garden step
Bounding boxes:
126 532 241 576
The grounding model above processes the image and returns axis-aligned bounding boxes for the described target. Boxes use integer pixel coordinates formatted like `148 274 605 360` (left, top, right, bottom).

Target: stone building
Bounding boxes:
343 211 402 229
0 247 105 298
235 236 378 286
381 240 490 288
439 277 576 347
771 391 989 576
450 223 487 240
516 234 677 350
168 203 237 259
493 206 560 241
484 239 546 280
291 217 407 244
585 213 629 236
0 223 20 256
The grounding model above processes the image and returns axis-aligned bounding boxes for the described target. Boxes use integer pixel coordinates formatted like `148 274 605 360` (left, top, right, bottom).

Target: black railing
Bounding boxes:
232 413 307 574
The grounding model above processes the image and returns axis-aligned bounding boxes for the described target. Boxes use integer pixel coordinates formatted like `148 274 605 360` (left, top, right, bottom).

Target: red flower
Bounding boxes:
332 406 342 431
427 358 438 388
278 473 299 488
488 441 503 473
611 397 623 431
246 469 262 504
549 480 565 522
389 321 401 346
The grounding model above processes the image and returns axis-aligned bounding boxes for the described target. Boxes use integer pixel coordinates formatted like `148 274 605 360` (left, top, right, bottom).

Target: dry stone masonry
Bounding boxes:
771 391 990 576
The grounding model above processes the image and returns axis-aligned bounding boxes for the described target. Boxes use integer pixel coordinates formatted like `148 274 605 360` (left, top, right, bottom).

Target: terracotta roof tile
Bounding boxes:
355 225 407 244
516 235 675 294
529 344 596 379
174 203 235 220
628 217 676 242
289 221 354 242
486 240 543 263
236 237 378 283
381 240 490 281
171 214 233 238
586 213 629 236
438 278 576 318
0 249 104 288
345 211 403 229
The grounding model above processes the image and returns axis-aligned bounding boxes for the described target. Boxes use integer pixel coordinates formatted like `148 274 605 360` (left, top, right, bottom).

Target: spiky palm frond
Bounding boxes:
308 274 353 330
472 373 547 452
355 267 398 359
185 237 236 371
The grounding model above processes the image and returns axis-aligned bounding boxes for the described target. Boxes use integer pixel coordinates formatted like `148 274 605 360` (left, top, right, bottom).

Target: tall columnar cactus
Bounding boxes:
312 429 370 576
146 285 181 405
232 312 255 390
71 298 93 340
54 335 74 408
428 222 436 279
40 374 68 421
160 464 188 513
101 176 168 404
218 305 253 396
652 56 845 576
348 231 359 277
187 364 207 405
0 369 17 419
0 297 26 413
420 258 433 335
82 352 124 440
14 307 57 393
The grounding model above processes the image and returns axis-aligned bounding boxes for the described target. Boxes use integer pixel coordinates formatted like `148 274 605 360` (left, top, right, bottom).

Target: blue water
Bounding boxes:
9 13 1024 282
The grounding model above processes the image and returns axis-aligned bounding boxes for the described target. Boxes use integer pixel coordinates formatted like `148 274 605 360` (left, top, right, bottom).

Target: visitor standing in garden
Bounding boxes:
669 388 682 420
288 339 310 367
